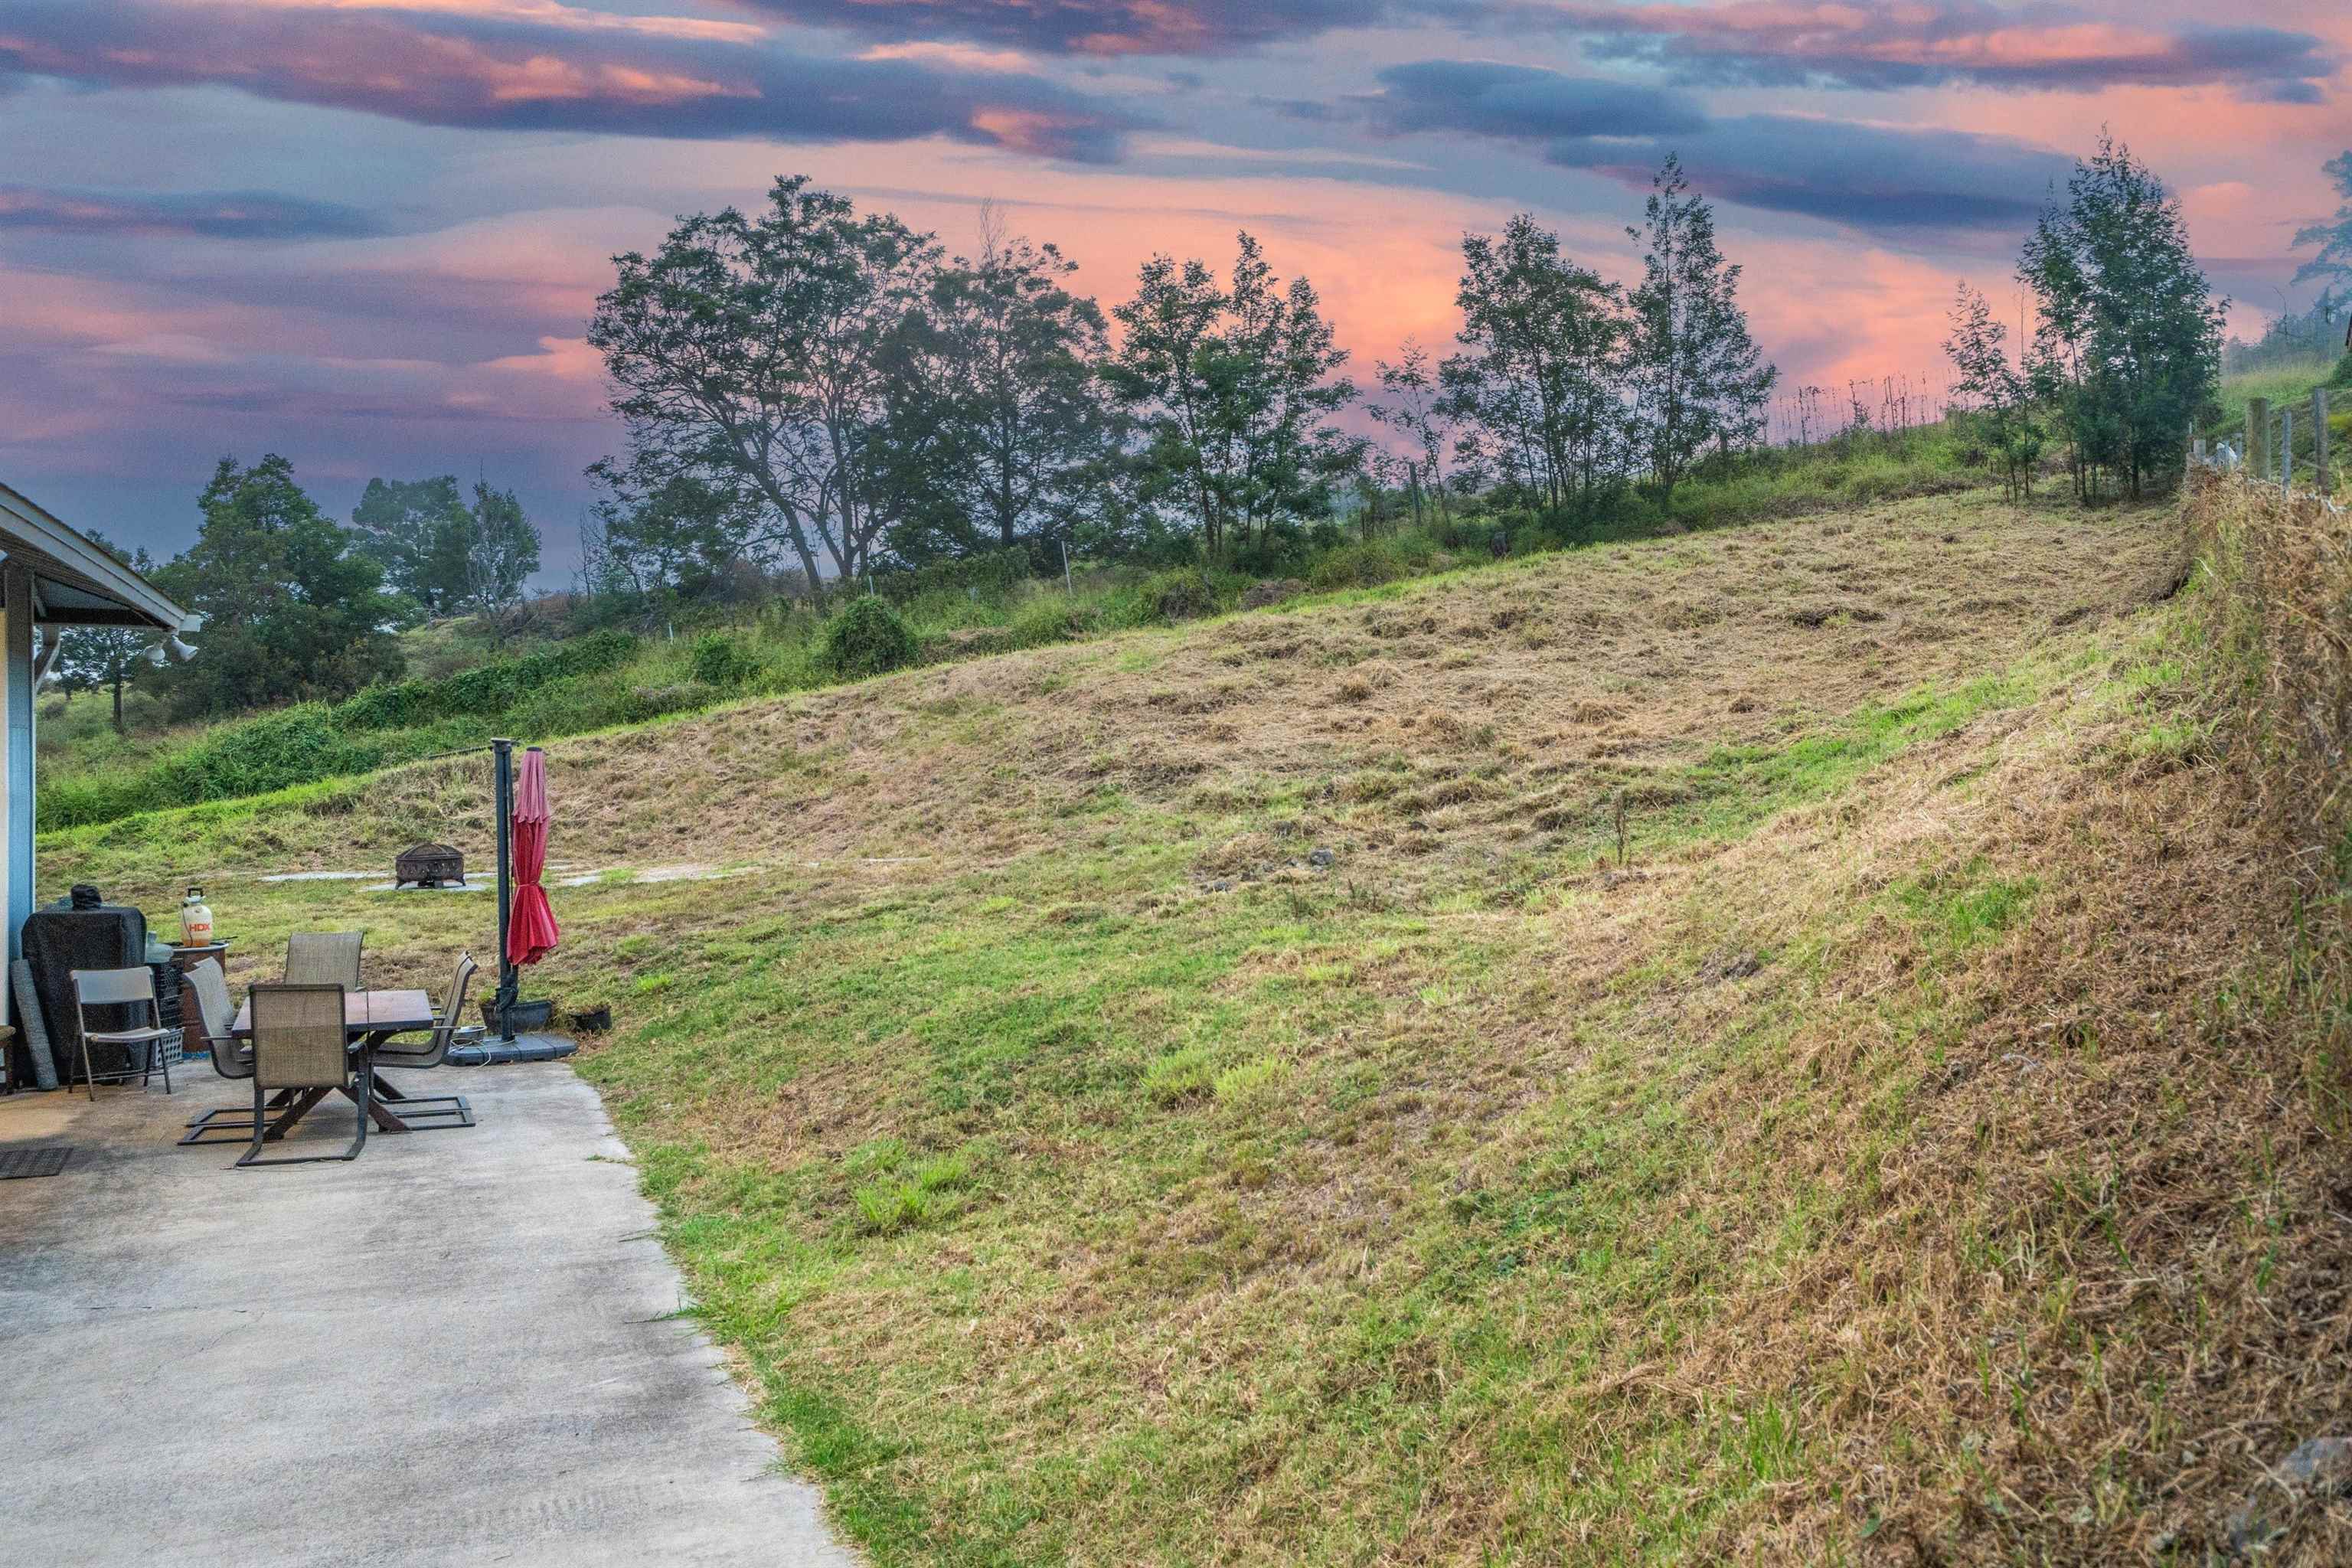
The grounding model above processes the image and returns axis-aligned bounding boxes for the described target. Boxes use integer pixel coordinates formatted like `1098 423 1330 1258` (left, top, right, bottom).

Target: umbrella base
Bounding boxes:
482 998 554 1034
446 1031 577 1067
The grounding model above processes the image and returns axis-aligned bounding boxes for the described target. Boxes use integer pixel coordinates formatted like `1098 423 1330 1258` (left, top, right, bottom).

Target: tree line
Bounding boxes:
60 135 2253 735
581 155 1779 602
50 455 541 730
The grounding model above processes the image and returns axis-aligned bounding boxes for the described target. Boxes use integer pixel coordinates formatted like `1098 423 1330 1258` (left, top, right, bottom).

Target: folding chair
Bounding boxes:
69 967 178 1101
236 984 368 1168
285 931 363 989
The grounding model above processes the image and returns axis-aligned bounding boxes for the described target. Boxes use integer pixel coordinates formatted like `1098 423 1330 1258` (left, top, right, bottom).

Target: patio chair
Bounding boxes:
285 931 364 989
179 958 279 1145
366 951 482 1129
68 967 178 1102
236 983 368 1168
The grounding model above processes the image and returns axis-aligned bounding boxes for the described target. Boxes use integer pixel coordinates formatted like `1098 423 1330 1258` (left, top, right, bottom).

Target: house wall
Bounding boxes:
2 562 34 1020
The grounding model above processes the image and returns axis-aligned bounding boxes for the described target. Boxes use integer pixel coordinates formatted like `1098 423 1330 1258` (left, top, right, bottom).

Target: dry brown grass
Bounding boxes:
73 488 2179 895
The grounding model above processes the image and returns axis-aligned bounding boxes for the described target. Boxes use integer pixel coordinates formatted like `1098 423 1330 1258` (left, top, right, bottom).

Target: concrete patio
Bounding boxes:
0 1063 859 1567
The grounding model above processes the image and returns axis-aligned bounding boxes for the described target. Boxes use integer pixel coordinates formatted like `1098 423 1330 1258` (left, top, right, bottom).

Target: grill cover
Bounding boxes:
21 895 149 1083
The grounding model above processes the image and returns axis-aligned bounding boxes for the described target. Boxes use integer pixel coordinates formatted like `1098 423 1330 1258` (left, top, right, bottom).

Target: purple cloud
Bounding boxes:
737 0 1396 57
0 185 378 241
1535 2 2335 102
0 1 1142 162
1359 60 2075 236
1364 60 1704 140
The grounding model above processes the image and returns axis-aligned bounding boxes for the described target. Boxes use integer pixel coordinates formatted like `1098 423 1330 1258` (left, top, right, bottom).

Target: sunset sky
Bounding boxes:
4 0 2348 574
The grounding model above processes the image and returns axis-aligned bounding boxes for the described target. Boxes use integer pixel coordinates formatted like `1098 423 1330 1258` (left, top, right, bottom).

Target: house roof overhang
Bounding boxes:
0 482 189 632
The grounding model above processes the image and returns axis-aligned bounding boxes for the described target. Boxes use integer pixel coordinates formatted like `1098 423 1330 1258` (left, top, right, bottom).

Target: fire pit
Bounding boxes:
394 843 466 889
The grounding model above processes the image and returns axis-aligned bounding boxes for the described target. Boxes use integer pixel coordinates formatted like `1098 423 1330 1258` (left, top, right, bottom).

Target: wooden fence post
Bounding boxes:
2248 397 2270 479
2317 387 2332 498
2282 405 2295 488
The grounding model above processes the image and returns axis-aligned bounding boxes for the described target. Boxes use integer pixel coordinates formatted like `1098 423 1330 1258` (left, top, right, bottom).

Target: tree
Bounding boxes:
874 210 1119 566
1943 283 2041 498
1368 340 1457 528
1441 214 1624 518
462 479 541 629
1103 232 1358 558
350 475 541 624
2017 133 2224 501
350 476 471 618
587 175 939 593
149 454 405 718
583 456 775 612
46 531 158 734
1623 155 1777 503
2294 150 2352 317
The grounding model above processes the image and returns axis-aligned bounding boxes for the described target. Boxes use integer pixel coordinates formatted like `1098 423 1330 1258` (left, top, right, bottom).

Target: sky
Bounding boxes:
2 0 2348 578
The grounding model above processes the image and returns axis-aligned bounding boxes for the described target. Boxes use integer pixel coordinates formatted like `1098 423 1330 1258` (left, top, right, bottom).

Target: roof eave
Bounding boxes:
0 482 189 632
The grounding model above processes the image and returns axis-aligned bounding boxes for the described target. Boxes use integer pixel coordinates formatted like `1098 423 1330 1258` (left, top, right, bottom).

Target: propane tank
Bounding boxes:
179 886 214 947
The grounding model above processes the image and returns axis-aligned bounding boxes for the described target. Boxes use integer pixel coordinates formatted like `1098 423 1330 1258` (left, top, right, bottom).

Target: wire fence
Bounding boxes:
2210 387 2338 501
1764 371 1958 450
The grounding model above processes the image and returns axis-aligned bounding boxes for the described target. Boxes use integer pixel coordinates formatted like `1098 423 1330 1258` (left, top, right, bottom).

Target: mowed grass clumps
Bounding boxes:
55 486 2352 1563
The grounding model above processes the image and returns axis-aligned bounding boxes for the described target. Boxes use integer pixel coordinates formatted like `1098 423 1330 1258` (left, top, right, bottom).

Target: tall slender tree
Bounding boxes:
1622 156 1777 504
1103 232 1357 557
462 480 541 634
1943 283 2040 498
2017 133 2223 501
1441 214 1622 518
47 531 158 734
1368 341 1456 527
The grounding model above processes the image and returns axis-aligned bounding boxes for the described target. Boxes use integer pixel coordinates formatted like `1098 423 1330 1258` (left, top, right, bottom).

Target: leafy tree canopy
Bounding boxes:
151 454 406 719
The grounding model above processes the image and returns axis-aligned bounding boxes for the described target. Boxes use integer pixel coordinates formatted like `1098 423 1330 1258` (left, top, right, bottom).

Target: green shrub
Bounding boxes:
1141 567 1220 622
1008 594 1101 648
1308 542 1408 592
156 704 387 804
821 596 920 679
688 633 756 688
333 629 638 731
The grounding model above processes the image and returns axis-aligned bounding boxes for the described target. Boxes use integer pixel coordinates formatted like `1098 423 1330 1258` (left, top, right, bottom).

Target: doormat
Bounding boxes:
0 1145 71 1180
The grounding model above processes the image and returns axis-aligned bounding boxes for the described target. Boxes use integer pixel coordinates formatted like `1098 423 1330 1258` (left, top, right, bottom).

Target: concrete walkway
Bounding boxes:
0 1065 859 1567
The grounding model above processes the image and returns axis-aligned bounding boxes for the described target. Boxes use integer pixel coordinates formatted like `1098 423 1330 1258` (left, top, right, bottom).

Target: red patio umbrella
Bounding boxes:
505 746 560 967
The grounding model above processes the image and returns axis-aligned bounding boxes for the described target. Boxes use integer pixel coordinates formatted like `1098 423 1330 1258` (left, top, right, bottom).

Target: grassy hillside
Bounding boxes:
34 423 2001 834
57 478 2352 1561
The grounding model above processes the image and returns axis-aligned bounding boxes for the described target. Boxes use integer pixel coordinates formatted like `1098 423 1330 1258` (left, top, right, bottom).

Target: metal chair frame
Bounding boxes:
365 952 482 1130
180 958 291 1146
235 983 368 1168
69 966 177 1102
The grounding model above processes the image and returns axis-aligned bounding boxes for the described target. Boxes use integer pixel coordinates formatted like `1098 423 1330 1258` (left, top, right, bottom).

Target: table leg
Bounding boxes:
262 1086 332 1141
351 1043 414 1132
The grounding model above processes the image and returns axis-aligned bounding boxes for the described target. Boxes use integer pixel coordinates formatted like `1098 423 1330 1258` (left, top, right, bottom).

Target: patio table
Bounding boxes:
230 988 438 1136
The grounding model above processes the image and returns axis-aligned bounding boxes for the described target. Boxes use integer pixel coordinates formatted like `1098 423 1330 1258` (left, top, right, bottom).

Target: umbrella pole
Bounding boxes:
493 737 517 1041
